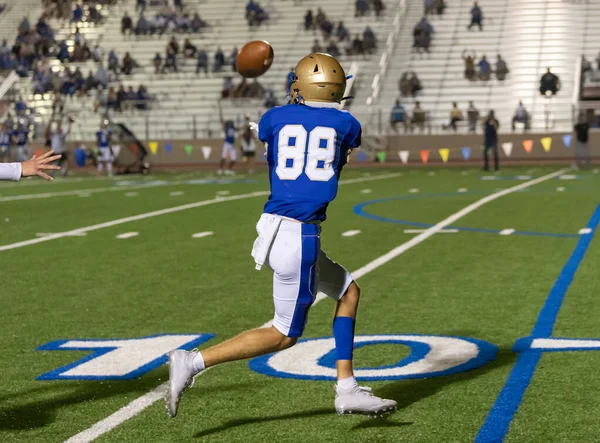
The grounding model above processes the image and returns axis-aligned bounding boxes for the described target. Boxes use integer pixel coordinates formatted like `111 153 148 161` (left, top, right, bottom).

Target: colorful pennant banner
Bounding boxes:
522 140 533 153
540 137 552 153
399 150 409 164
420 150 429 164
502 142 513 157
439 148 450 163
461 147 471 161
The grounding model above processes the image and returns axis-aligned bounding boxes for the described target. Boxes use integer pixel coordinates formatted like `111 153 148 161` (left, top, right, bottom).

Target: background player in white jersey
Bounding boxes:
46 118 72 177
217 101 237 176
240 115 257 174
96 120 113 177
167 53 397 418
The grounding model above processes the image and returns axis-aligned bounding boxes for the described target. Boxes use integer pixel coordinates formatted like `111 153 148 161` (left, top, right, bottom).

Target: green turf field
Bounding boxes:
1 166 599 443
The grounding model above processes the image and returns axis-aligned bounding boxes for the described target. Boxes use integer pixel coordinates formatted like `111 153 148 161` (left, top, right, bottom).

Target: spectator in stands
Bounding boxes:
463 50 476 80
184 39 197 58
355 0 369 17
443 102 464 131
106 86 117 112
390 100 407 133
343 35 353 55
214 47 225 72
436 0 446 15
483 110 499 171
399 72 411 96
57 40 69 62
511 101 530 131
92 44 104 63
304 10 315 31
413 18 433 52
222 76 234 99
312 39 323 53
108 50 119 74
174 0 184 13
326 41 341 57
122 52 136 75
478 55 491 81
116 85 127 112
574 112 591 168
411 101 426 133
72 3 84 23
582 55 592 75
196 49 209 74
136 0 147 13
467 101 479 133
135 14 151 35
127 86 136 108
168 37 179 55
321 18 334 40
264 89 278 108
18 17 31 36
424 0 435 14
15 97 27 117
539 68 560 96
230 47 238 72
94 64 109 88
153 52 162 73
52 96 64 116
136 85 149 110
163 47 178 73
373 0 385 17
191 13 207 33
335 21 349 41
122 12 133 35
363 26 377 54
73 27 85 45
248 79 265 99
352 35 364 56
315 8 326 27
84 70 96 92
496 55 509 81
468 2 483 31
408 72 423 96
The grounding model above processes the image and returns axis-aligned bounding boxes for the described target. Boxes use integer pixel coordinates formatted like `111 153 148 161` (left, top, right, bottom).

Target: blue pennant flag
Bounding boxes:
165 143 172 153
461 147 471 161
358 151 366 163
563 134 572 148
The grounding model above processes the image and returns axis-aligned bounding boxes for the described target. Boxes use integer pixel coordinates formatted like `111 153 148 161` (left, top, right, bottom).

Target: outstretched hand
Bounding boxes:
21 150 62 181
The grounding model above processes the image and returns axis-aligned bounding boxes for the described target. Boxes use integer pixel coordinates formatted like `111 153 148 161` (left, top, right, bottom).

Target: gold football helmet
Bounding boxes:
289 53 346 104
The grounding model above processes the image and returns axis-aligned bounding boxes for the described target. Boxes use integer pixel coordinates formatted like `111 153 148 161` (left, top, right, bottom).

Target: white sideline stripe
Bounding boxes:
64 168 568 443
36 232 87 237
116 232 139 239
404 229 458 234
341 230 361 237
0 173 402 253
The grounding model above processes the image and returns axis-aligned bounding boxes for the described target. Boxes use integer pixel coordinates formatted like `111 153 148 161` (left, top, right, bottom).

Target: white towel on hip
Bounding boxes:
251 213 283 270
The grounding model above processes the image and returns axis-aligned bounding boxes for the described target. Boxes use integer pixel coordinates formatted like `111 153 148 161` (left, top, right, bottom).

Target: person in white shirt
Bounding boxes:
512 101 530 131
0 150 61 181
46 118 72 177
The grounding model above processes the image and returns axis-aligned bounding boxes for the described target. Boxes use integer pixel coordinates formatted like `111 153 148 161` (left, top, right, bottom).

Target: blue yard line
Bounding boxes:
475 203 600 443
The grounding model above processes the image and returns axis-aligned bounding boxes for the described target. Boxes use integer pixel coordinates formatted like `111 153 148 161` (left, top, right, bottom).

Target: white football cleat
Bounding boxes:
166 349 199 418
334 385 397 417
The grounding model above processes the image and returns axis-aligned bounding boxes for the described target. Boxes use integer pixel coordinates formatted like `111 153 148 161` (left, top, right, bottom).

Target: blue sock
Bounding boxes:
333 316 355 361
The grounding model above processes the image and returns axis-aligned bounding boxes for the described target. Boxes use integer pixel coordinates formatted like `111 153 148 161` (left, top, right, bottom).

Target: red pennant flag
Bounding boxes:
420 150 429 164
522 140 533 153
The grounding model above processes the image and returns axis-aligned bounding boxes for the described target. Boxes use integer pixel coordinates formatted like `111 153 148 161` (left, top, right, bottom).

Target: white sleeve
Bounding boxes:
0 163 22 181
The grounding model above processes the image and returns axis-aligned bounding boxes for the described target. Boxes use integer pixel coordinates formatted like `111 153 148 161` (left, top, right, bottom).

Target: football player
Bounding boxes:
240 115 257 174
96 120 113 177
167 53 397 418
217 101 237 176
0 122 11 162
0 150 61 181
12 121 30 162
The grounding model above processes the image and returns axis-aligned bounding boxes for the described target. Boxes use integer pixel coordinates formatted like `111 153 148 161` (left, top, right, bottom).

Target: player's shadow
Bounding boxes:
0 372 256 431
194 409 412 438
366 346 517 419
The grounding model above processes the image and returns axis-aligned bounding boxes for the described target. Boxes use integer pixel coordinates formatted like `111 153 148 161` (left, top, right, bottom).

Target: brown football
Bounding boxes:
236 40 274 78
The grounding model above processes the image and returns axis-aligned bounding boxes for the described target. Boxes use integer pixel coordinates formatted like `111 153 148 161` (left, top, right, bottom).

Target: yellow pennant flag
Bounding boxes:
540 137 552 153
149 141 158 155
439 148 450 163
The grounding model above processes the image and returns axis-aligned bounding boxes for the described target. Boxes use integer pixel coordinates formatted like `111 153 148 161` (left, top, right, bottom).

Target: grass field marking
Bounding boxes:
475 203 600 443
116 232 139 239
579 228 592 235
341 230 361 237
409 188 419 193
404 229 458 234
0 173 402 253
64 169 567 443
36 232 87 237
124 192 139 197
556 187 565 192
360 189 372 194
170 191 184 196
458 188 468 193
192 232 214 238
499 229 515 236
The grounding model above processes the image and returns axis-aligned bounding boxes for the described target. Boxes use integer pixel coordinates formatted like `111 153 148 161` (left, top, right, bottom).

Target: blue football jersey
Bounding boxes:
96 129 111 148
224 127 236 144
13 129 29 146
0 131 11 147
258 103 361 222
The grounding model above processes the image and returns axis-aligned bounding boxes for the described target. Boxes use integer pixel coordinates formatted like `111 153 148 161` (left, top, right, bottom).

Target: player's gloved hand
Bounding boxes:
21 150 61 181
249 121 258 134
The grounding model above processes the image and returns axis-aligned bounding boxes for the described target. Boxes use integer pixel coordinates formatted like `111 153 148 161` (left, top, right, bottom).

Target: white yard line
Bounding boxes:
64 168 569 443
0 173 402 253
404 229 458 234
